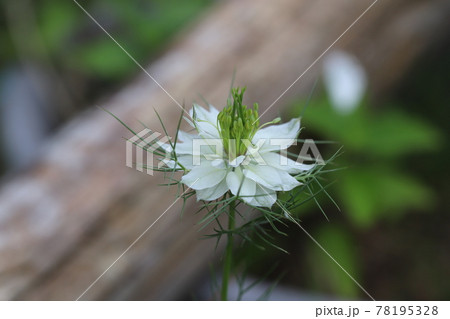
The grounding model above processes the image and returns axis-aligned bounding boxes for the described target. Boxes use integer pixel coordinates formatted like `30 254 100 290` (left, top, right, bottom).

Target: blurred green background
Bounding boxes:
0 0 448 300
0 0 212 171
243 44 449 300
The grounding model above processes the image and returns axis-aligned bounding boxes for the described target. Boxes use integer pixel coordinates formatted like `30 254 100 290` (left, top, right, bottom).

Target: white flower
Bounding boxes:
323 50 367 114
164 89 313 207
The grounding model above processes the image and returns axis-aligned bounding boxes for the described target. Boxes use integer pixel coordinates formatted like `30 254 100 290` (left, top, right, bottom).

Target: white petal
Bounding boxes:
211 158 226 169
225 168 277 208
261 152 315 174
196 178 229 201
190 104 220 138
244 165 301 191
183 116 195 128
177 130 197 143
164 152 222 170
160 142 172 153
207 104 220 119
162 159 176 169
251 184 277 208
172 131 196 155
181 161 227 190
192 137 224 158
243 166 281 190
225 170 240 195
175 154 197 170
174 134 225 163
323 50 367 114
252 118 300 152
164 130 197 154
174 142 193 155
226 168 256 200
229 155 245 168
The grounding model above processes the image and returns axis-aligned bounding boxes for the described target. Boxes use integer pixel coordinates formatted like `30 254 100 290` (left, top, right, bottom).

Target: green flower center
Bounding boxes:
218 87 259 160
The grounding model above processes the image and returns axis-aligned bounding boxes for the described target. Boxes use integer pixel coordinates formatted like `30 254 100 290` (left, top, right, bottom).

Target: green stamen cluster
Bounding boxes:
218 87 260 160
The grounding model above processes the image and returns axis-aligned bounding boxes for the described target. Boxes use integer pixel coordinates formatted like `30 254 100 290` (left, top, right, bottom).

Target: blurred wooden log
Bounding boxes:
0 0 448 300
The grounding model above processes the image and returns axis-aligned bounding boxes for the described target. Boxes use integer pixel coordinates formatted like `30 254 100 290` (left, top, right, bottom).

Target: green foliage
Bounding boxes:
288 90 442 298
39 1 79 53
73 39 135 78
301 98 441 158
306 225 360 298
339 167 433 227
2 0 212 78
291 96 441 228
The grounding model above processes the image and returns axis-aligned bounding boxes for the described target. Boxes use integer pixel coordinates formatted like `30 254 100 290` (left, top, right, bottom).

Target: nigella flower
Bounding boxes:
109 85 333 301
163 88 313 207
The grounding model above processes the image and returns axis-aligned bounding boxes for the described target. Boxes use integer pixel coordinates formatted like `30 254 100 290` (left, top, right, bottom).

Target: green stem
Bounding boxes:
221 198 235 301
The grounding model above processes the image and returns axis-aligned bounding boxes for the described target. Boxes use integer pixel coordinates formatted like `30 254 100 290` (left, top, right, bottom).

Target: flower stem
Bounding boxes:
221 198 235 301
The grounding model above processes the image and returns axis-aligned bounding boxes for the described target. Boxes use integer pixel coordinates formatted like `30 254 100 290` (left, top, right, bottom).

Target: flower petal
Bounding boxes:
170 131 196 155
162 130 205 155
226 168 256 200
252 118 300 152
229 155 245 168
323 50 367 114
243 166 281 190
181 160 227 190
171 131 225 166
244 164 301 191
196 178 229 201
224 167 277 207
260 152 315 174
190 104 220 138
211 158 226 169
162 159 176 169
163 152 223 170
175 154 197 170
251 184 277 208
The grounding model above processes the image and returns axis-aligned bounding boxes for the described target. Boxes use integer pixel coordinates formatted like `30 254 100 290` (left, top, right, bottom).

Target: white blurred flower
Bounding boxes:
163 88 313 207
323 50 367 114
